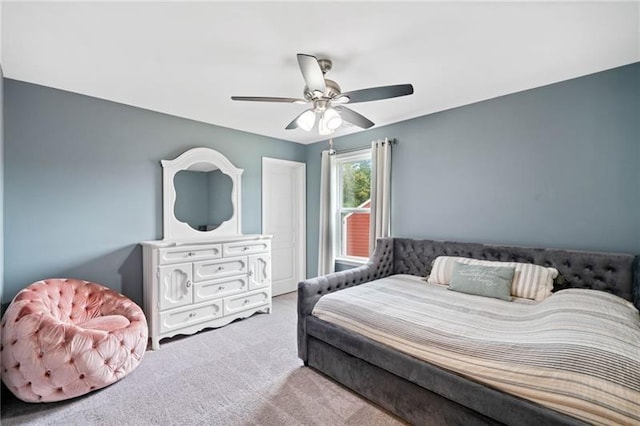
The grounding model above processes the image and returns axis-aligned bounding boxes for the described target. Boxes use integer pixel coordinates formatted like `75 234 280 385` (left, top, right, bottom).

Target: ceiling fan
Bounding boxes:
231 54 414 135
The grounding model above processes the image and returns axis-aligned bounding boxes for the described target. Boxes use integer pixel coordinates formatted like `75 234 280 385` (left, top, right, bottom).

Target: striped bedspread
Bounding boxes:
312 274 640 425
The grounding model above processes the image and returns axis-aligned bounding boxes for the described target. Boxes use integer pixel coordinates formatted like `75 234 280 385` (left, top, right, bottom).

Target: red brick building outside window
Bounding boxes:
343 200 371 258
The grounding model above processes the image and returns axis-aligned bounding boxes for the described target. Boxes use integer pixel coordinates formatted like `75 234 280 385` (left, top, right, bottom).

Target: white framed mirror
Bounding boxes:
161 147 243 240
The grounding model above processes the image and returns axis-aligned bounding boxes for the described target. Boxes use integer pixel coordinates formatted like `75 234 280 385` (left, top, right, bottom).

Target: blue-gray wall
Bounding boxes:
0 66 4 306
208 169 234 227
4 63 639 302
306 62 640 277
3 80 306 304
173 169 234 230
173 170 209 229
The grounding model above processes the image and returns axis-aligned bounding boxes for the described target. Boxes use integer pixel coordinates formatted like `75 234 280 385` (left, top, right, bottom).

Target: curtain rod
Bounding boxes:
326 138 395 156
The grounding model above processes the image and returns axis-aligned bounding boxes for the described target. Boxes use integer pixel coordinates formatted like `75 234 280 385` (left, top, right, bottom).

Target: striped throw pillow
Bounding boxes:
427 256 558 301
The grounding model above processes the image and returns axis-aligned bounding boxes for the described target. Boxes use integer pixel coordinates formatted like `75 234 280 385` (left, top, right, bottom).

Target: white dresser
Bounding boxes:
142 235 272 350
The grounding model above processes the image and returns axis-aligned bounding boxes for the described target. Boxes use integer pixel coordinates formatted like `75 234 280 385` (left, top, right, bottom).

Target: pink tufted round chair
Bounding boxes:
1 279 148 402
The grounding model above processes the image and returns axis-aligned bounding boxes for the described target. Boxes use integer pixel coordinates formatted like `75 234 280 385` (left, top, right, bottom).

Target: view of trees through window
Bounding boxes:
341 160 371 208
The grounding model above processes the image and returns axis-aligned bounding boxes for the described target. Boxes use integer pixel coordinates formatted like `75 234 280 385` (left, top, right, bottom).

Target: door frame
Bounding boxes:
261 157 306 295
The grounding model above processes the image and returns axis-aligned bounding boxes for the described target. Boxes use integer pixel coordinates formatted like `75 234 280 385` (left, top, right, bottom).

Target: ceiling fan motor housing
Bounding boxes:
304 79 341 102
317 58 332 74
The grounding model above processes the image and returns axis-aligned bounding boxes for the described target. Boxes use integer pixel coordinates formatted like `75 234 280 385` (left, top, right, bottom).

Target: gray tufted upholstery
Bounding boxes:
298 237 639 361
392 238 638 305
297 238 394 360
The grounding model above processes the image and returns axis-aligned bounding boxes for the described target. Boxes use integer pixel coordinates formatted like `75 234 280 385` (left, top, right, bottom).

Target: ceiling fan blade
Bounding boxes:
335 106 375 129
341 84 414 104
297 54 326 93
231 96 306 104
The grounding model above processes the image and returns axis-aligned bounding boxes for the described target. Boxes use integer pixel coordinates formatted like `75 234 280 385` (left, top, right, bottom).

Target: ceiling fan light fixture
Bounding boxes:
323 107 342 130
296 109 316 131
318 116 333 135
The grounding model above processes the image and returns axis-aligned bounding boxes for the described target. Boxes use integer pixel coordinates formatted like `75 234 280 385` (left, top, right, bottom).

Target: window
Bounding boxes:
334 149 372 261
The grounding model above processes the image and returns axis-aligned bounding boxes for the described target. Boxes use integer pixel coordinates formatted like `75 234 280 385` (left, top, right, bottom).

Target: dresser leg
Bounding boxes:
150 337 160 351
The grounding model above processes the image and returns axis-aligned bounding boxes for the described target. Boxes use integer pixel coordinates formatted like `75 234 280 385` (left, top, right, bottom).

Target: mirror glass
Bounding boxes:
173 168 234 232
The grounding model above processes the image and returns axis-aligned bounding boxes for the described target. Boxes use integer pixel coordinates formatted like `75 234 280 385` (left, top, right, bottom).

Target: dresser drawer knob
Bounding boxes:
243 299 249 305
243 247 249 251
185 280 192 288
218 285 225 290
188 252 196 257
218 266 224 271
188 312 196 318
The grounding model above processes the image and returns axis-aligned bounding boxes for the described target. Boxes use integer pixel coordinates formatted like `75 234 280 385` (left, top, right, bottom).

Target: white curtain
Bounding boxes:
317 150 335 275
369 138 392 255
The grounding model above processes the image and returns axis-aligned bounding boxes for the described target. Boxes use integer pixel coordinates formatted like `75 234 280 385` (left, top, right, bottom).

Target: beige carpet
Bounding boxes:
1 292 405 425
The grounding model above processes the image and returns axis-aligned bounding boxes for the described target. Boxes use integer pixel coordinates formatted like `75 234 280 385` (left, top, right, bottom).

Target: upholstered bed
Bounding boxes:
297 237 640 425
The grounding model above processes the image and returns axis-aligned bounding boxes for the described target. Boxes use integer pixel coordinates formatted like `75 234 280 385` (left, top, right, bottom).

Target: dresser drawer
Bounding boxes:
194 276 248 303
159 301 222 333
223 288 270 315
222 240 271 257
193 256 247 282
158 244 222 265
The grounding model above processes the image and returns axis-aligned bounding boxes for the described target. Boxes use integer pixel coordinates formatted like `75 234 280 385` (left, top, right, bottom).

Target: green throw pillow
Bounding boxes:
449 262 515 301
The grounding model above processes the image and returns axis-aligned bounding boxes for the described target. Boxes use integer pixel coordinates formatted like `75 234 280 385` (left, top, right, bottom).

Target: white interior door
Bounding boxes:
262 158 305 296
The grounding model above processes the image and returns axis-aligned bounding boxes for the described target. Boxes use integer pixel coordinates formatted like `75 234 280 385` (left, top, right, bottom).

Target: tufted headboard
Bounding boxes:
391 237 640 309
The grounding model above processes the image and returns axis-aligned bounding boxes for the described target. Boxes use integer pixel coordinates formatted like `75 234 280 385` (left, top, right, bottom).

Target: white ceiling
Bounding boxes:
2 1 639 145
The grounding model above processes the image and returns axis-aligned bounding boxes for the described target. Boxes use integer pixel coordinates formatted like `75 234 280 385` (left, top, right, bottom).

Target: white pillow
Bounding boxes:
427 256 558 301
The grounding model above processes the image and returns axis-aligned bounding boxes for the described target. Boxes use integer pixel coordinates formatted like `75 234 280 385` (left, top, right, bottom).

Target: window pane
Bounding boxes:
341 211 370 258
341 159 371 208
